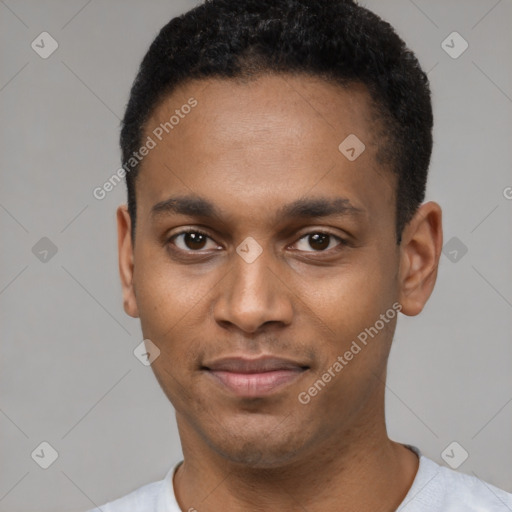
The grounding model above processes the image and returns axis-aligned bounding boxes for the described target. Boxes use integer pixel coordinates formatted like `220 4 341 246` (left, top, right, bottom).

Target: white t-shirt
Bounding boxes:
87 447 512 511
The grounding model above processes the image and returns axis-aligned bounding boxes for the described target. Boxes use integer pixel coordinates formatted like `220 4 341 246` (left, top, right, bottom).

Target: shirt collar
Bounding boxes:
157 459 184 512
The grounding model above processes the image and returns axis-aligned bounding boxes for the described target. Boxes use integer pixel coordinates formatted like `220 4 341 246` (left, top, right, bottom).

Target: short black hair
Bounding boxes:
121 0 433 244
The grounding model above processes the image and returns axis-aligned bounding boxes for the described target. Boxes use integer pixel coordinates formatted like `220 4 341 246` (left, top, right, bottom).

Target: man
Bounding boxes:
89 0 512 510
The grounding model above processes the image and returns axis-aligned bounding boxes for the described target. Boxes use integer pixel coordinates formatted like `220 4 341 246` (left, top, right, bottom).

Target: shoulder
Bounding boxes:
85 477 164 512
399 454 512 511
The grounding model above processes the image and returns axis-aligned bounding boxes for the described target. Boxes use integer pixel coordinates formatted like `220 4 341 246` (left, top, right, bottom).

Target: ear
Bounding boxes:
117 204 139 318
398 201 443 316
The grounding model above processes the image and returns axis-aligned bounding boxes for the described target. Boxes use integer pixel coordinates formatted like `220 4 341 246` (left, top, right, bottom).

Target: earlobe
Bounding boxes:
398 202 443 316
117 205 139 318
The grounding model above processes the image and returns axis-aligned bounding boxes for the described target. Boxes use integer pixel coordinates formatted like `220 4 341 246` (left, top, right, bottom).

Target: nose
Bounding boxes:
212 247 294 334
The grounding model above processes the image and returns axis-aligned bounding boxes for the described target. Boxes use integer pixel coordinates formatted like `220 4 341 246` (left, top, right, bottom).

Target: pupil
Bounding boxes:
310 233 329 250
185 232 206 250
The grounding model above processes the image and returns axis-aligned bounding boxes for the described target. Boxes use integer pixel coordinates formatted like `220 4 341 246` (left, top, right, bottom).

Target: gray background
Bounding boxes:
1 0 511 510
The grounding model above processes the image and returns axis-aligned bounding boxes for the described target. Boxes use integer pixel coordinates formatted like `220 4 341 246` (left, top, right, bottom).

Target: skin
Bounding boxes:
117 74 443 511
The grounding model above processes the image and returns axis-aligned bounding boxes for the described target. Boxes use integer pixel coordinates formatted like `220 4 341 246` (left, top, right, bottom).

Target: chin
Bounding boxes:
205 419 313 469
215 443 301 469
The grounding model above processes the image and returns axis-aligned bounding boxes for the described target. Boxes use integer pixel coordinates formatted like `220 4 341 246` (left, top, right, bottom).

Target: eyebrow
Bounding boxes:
150 195 365 222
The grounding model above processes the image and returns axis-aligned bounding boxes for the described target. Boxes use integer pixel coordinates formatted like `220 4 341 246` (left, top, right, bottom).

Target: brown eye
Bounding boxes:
294 232 343 252
170 230 218 251
183 232 207 250
308 233 330 250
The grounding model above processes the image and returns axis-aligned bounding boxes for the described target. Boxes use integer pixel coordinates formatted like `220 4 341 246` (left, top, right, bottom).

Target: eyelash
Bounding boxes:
166 228 348 256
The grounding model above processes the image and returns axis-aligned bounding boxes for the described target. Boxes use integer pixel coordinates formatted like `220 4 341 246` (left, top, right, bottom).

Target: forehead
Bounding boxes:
136 74 395 226
146 73 379 155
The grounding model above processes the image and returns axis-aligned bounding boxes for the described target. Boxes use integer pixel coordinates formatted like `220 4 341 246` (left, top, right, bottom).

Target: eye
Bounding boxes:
167 229 347 256
169 229 220 252
293 232 345 252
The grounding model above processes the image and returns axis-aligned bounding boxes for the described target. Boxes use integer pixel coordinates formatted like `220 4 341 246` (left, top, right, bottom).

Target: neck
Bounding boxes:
173 390 419 512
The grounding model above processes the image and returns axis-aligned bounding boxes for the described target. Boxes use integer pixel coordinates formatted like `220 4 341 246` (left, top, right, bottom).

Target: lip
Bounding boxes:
203 356 309 398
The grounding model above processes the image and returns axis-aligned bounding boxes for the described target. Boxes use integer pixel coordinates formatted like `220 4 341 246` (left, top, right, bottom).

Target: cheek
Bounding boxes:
133 247 209 334
132 249 217 378
297 259 398 392
303 262 395 337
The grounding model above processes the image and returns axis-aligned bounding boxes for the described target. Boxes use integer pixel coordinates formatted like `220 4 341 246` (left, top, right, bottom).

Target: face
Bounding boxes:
117 74 440 468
